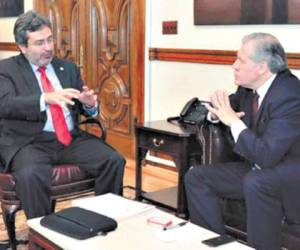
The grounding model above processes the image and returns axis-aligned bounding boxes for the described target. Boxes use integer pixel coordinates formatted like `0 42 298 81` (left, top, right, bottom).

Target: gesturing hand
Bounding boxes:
78 85 97 107
206 90 245 127
44 88 80 107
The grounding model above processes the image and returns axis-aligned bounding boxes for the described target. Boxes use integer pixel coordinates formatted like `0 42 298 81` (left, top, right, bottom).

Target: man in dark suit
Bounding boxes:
0 10 125 219
185 33 300 250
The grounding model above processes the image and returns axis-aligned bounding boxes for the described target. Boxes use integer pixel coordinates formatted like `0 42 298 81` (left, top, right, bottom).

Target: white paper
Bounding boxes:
72 193 155 221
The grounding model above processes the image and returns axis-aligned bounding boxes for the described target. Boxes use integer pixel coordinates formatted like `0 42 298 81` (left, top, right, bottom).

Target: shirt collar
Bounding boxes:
30 62 50 72
256 74 276 102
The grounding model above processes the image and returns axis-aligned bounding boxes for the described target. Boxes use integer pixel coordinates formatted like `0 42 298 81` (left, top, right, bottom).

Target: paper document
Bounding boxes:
72 193 155 221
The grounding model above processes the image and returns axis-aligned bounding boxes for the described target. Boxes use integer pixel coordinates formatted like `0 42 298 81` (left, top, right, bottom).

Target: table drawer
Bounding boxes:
138 131 182 153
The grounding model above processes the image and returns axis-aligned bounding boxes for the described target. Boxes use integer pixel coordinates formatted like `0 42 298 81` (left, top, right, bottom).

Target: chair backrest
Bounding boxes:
196 122 241 165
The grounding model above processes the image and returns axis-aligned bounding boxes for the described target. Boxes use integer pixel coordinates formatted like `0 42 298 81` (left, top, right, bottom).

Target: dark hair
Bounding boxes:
14 10 52 46
242 33 288 73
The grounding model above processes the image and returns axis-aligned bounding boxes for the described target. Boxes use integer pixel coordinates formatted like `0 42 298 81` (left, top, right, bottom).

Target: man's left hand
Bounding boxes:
78 85 97 107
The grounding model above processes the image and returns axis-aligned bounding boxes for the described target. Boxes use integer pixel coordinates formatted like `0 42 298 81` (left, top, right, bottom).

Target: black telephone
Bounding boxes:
167 97 210 125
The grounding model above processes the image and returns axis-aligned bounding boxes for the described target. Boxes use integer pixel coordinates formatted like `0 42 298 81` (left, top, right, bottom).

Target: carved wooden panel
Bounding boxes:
87 0 131 134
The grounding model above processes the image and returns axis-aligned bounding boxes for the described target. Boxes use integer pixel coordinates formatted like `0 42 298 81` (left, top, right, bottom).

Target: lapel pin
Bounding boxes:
60 67 64 71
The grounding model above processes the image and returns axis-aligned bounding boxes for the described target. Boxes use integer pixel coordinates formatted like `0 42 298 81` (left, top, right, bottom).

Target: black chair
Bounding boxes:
0 118 106 250
198 122 300 250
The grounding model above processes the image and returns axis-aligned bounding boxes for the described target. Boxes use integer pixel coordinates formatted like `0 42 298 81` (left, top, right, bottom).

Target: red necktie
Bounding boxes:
38 67 72 146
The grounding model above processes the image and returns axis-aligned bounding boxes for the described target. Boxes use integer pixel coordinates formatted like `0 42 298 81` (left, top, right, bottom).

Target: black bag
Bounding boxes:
40 207 118 239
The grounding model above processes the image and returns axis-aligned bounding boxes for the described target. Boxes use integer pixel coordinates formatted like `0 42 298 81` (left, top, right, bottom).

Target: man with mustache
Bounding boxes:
0 10 125 219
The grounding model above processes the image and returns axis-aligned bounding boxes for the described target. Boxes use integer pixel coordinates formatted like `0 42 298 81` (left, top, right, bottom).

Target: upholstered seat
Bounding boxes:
0 118 105 250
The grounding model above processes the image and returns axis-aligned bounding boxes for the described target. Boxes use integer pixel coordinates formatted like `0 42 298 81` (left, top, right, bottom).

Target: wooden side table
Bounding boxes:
135 120 202 216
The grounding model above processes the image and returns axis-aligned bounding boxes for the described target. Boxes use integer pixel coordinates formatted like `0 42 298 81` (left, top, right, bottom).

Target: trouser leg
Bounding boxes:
10 145 53 219
10 132 126 218
60 135 125 196
93 152 125 195
185 166 225 234
184 162 248 234
244 169 283 250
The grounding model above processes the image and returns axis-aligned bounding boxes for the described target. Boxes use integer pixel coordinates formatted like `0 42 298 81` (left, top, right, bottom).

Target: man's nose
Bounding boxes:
232 59 239 69
44 41 53 50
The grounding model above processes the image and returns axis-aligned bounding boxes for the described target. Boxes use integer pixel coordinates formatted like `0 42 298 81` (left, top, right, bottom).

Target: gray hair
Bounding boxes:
242 32 288 73
14 10 51 46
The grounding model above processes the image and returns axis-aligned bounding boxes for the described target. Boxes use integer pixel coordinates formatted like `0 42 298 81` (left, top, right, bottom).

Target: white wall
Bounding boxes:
1 0 300 122
0 0 33 58
145 0 300 121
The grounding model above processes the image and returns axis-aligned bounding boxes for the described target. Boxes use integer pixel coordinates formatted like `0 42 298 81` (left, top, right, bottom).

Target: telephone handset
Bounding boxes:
167 97 210 125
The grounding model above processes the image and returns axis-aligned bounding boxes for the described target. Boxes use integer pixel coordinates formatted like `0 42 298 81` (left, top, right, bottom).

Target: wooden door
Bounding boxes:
33 0 145 158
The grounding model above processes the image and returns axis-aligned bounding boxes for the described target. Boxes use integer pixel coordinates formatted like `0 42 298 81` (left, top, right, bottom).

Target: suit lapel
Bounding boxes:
51 58 71 88
253 72 283 128
241 91 254 128
16 54 41 94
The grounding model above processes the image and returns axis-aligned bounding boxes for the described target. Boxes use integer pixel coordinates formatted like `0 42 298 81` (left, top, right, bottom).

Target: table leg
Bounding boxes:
135 147 147 200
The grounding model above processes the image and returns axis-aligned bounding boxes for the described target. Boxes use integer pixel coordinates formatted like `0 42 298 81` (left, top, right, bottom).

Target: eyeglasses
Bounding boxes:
28 37 55 48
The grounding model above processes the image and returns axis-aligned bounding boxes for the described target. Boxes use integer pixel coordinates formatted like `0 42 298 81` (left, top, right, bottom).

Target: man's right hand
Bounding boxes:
44 88 80 106
207 90 245 127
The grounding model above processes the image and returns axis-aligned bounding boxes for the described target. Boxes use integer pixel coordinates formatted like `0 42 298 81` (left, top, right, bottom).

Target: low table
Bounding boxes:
27 194 253 250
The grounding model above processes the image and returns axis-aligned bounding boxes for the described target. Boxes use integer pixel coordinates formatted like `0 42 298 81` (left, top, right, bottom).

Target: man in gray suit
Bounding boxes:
185 33 300 250
0 10 125 219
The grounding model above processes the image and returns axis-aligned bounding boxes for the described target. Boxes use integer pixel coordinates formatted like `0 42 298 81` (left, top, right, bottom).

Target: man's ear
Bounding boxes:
257 61 269 75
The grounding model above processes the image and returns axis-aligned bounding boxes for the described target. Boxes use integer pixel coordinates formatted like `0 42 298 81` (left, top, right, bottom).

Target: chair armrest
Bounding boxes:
79 118 107 142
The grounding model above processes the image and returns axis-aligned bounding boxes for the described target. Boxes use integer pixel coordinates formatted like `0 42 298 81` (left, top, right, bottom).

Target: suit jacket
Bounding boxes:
0 54 92 172
230 69 300 220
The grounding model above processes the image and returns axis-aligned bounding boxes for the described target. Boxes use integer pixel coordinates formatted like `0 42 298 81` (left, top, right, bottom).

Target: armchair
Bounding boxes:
199 122 300 250
0 118 106 250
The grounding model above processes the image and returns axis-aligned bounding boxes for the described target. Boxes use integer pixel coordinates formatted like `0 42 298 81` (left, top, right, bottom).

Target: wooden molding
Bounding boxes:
287 53 300 69
3 43 300 69
149 48 300 69
0 42 18 52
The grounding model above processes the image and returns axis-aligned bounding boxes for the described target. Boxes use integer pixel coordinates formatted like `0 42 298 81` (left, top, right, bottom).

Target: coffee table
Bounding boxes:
27 194 253 250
